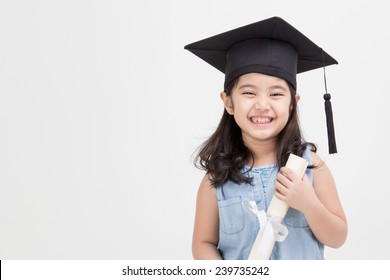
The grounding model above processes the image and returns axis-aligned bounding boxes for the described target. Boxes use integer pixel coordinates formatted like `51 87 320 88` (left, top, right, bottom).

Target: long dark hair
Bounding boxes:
194 77 316 187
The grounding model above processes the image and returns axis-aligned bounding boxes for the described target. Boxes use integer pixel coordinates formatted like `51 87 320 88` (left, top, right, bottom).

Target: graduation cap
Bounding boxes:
185 16 338 154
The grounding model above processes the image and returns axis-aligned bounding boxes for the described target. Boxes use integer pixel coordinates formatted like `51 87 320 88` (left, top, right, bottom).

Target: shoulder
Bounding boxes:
309 152 335 189
310 151 324 167
199 174 214 191
197 174 217 203
310 151 331 172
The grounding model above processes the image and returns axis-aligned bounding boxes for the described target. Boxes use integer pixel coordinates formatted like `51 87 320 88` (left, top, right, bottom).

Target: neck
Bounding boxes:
244 137 277 167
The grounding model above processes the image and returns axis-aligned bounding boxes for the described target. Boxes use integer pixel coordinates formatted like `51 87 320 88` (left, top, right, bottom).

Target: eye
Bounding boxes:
243 92 255 96
270 92 283 97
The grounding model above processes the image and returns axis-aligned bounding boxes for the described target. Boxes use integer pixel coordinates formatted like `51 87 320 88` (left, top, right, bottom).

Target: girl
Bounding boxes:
185 17 347 260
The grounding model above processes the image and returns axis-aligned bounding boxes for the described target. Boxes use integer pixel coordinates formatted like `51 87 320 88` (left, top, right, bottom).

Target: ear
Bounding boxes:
290 93 301 113
220 92 234 115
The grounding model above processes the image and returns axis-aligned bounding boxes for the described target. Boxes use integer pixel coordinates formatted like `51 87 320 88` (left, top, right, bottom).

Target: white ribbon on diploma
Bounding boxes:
243 199 289 245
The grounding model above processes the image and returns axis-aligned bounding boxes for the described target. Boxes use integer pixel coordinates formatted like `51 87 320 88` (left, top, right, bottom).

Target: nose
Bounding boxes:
254 96 270 111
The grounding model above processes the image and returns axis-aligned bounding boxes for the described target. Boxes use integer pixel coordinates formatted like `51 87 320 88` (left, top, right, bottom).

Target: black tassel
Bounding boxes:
322 49 337 154
323 93 337 154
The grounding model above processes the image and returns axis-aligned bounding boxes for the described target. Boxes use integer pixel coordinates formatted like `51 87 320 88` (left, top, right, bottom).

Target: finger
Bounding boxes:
274 188 286 201
275 178 288 195
280 166 300 182
276 171 292 187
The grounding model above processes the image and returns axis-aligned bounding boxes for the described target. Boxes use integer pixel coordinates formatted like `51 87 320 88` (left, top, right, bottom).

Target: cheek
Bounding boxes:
230 102 251 127
231 97 249 114
276 100 291 113
234 104 255 124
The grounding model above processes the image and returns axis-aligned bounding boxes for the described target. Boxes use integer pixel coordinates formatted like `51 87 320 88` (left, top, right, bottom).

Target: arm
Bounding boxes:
274 152 348 248
192 174 222 259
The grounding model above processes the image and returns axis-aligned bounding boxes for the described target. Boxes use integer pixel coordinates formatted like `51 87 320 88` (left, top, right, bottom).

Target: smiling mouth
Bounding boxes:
250 117 273 124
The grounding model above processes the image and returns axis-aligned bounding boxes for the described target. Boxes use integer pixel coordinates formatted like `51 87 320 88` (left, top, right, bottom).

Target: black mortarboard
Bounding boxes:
185 16 338 154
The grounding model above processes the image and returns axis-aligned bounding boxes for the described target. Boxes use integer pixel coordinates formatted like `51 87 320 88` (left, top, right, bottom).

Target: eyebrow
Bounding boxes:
238 84 257 90
269 85 288 91
238 84 288 91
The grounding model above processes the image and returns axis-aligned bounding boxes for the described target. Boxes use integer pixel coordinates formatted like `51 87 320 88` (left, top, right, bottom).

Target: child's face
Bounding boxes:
221 72 296 146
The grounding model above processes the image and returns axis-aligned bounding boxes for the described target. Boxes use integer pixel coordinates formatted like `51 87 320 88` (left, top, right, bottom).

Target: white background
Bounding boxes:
0 0 389 259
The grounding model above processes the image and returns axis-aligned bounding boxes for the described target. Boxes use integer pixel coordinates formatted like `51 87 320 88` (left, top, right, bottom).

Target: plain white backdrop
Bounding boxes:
0 0 389 259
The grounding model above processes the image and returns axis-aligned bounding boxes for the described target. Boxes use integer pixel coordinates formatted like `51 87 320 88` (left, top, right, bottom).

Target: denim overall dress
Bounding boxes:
216 148 324 259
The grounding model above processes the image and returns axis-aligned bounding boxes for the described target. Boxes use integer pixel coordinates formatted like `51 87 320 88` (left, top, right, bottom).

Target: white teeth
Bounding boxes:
251 117 272 124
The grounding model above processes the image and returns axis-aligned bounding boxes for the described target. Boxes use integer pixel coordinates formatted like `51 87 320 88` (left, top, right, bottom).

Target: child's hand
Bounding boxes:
274 167 317 213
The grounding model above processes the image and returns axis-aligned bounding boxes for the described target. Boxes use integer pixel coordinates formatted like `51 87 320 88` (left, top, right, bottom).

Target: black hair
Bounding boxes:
194 77 316 187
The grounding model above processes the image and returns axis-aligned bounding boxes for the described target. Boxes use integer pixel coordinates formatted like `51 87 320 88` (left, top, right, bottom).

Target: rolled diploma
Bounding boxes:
248 153 308 260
